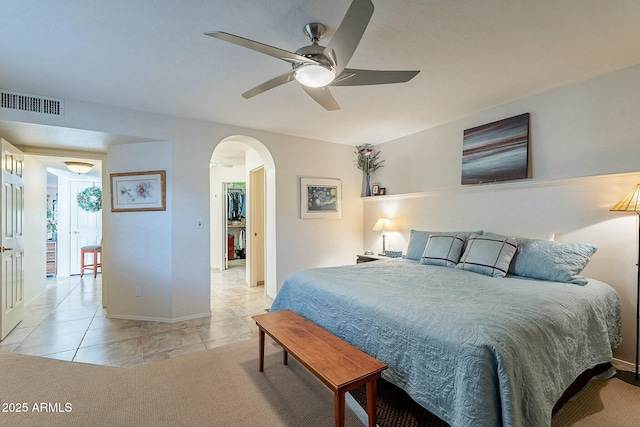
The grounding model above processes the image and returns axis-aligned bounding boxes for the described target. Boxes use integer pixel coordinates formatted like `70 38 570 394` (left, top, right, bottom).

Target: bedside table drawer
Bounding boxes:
357 254 382 264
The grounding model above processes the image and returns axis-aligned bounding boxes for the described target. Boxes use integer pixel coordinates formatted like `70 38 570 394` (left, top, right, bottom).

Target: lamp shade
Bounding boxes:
372 217 394 232
65 161 93 174
294 64 336 88
611 184 640 212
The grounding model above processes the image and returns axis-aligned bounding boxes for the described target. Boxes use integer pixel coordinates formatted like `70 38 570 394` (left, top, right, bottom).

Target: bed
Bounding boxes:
269 231 622 427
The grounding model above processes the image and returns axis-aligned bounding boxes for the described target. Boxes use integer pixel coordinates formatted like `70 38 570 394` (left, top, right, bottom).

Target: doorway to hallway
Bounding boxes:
209 135 277 299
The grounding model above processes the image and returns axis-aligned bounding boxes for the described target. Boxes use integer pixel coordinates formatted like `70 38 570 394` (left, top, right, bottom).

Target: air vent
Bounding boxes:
1 90 63 116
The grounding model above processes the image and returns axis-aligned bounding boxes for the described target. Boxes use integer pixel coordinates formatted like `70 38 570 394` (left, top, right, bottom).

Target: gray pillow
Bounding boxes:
420 233 466 267
405 230 433 260
405 229 483 261
508 238 597 285
456 233 519 278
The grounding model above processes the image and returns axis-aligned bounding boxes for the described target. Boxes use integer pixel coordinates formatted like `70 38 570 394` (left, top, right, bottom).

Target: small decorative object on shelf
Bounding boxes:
379 187 386 195
372 183 380 196
354 144 384 197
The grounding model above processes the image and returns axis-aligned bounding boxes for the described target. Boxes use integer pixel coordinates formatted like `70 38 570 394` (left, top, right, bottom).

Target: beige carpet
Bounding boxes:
0 338 361 427
2 338 640 427
554 374 640 427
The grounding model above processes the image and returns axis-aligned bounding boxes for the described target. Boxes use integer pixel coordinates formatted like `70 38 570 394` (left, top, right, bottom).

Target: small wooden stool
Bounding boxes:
80 245 102 278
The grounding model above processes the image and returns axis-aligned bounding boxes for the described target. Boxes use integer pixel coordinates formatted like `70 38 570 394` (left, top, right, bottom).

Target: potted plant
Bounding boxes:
46 210 57 241
354 144 384 196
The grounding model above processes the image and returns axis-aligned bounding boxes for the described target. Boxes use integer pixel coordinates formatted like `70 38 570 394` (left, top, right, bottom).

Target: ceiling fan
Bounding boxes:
204 0 419 111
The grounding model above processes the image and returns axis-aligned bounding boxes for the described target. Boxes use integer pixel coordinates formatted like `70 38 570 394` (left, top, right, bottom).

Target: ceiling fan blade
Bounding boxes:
324 0 374 74
330 68 420 86
301 86 340 111
242 71 296 99
205 31 318 65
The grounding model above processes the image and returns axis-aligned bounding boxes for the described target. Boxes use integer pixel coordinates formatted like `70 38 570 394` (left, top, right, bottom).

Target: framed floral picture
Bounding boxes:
300 177 342 219
110 170 166 212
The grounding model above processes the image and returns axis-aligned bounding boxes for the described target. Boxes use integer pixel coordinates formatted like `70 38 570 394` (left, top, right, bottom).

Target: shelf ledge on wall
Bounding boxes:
361 171 640 202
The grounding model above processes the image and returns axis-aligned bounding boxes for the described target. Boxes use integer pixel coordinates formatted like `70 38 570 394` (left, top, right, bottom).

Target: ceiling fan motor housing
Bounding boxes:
294 44 335 71
293 33 337 88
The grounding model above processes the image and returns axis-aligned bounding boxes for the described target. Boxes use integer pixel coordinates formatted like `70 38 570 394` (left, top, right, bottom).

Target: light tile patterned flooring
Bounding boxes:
0 261 273 367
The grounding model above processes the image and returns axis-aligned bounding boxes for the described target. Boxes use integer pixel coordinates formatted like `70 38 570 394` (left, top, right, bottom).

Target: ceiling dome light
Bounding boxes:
65 161 94 174
295 64 336 88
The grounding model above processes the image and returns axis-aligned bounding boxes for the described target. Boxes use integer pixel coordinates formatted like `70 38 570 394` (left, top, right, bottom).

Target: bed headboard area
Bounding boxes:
362 171 640 364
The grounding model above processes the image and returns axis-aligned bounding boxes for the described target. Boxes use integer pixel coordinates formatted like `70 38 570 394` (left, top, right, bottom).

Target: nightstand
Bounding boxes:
356 254 385 264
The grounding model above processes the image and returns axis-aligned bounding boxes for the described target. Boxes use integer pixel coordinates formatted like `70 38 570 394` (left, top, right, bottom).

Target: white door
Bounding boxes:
0 139 24 340
69 180 102 275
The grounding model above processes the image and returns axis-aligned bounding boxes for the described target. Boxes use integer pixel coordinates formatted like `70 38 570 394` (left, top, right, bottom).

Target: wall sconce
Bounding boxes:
372 217 395 254
65 161 93 174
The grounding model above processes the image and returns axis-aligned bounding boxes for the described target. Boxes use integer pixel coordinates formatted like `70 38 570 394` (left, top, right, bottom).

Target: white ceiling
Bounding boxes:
1 0 639 156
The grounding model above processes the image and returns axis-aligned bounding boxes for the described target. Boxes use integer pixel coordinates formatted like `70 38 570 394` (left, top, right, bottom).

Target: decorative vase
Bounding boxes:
365 174 371 197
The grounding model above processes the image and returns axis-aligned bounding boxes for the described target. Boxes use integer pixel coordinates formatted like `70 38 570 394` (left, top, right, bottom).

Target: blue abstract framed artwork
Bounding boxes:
110 170 166 212
300 177 342 219
462 113 530 185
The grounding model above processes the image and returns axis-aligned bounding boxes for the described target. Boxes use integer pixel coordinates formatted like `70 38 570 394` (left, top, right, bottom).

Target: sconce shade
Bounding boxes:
372 217 394 232
611 184 640 212
65 161 94 174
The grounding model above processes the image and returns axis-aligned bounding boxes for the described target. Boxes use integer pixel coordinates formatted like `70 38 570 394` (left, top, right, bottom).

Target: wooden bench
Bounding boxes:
252 309 387 427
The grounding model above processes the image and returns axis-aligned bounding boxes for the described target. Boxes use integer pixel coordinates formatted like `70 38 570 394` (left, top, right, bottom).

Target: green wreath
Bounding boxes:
77 186 102 212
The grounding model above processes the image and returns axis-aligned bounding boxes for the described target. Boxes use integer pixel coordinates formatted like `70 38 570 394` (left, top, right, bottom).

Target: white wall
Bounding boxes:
24 156 47 304
374 63 640 194
0 97 363 321
269 137 363 275
105 141 176 321
365 63 640 365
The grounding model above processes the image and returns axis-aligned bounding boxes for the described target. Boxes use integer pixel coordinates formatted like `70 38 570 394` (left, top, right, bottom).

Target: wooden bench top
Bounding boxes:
252 309 387 392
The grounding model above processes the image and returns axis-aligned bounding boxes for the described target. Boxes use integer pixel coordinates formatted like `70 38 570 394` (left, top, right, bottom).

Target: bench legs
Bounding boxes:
366 380 377 427
335 382 377 427
256 326 378 427
258 327 287 371
335 391 345 427
258 329 265 372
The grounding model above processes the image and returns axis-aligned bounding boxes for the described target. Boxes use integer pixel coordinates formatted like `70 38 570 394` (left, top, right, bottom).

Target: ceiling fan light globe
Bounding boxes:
295 64 335 88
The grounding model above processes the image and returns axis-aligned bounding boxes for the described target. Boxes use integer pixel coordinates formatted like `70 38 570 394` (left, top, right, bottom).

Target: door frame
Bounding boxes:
248 166 265 287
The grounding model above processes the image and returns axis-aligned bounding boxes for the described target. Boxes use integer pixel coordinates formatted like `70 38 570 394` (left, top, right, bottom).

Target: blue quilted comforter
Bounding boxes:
270 259 621 427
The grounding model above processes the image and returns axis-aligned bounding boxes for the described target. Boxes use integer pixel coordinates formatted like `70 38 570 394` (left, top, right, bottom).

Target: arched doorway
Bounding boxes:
209 136 277 298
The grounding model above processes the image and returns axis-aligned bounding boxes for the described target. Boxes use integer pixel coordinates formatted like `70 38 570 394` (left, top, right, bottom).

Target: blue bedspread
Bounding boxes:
270 259 621 427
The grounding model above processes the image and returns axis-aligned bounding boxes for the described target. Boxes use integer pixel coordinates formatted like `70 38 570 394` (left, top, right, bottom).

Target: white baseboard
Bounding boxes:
613 356 636 372
106 311 211 323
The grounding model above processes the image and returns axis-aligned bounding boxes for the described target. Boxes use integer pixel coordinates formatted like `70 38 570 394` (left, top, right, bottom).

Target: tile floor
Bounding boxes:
0 261 273 367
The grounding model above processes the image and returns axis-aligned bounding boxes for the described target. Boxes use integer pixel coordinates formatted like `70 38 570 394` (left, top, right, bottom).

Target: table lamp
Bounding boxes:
372 217 394 254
